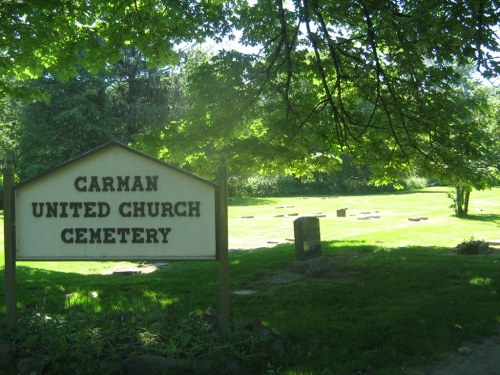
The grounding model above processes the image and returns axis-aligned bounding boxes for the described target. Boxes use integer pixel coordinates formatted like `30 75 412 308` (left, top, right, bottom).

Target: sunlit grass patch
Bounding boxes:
228 187 500 250
64 290 102 312
469 276 494 286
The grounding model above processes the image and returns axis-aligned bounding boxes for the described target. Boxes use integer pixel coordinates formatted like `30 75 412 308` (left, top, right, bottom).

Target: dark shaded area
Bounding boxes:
230 243 500 374
0 262 277 374
459 213 500 223
10 261 218 315
1 242 500 374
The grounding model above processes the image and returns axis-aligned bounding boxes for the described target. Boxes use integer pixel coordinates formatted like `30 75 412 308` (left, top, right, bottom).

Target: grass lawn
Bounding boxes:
227 187 500 249
0 187 499 374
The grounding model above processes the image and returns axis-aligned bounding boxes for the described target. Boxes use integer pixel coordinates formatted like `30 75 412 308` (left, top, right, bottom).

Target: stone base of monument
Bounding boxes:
292 256 331 275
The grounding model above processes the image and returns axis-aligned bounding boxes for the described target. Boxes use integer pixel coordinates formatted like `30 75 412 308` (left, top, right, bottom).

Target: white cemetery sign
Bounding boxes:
15 142 218 260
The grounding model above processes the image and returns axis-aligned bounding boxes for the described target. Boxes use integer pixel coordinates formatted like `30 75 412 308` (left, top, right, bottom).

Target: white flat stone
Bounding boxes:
232 290 258 296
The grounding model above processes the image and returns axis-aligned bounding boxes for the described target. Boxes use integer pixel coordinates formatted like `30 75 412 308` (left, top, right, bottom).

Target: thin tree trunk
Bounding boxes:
454 185 471 216
463 190 470 215
455 186 464 216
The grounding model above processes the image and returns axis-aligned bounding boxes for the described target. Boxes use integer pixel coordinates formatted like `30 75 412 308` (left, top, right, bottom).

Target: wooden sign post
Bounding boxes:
217 156 230 333
3 154 17 332
2 142 230 333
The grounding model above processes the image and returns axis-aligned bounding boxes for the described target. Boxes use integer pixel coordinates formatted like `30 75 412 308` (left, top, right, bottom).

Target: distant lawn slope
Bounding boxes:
228 187 500 249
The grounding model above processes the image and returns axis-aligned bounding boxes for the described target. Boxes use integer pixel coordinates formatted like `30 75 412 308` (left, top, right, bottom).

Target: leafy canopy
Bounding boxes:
1 0 499 183
0 0 229 98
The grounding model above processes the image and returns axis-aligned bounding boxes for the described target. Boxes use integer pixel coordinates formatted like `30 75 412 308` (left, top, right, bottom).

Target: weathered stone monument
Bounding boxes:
336 207 347 217
293 216 322 261
293 216 330 274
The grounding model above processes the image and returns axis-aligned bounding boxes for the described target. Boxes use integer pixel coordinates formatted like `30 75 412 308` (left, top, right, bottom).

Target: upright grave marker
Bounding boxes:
293 216 329 275
293 216 322 261
4 142 229 331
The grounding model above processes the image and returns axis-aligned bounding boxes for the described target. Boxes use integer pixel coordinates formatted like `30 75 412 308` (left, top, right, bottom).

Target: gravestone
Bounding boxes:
293 216 322 261
336 207 347 217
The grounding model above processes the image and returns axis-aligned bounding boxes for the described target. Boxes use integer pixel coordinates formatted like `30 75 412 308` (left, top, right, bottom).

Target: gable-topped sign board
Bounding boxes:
14 142 218 261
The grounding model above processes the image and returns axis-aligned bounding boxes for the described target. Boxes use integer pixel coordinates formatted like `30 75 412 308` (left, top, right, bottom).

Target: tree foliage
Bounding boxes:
0 0 229 98
131 0 499 180
231 0 498 167
1 0 498 192
15 72 114 179
10 50 185 180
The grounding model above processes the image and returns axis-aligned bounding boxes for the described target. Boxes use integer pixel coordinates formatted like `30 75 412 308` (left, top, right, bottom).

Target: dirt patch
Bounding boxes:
263 254 362 288
99 262 169 275
407 325 500 375
269 271 306 284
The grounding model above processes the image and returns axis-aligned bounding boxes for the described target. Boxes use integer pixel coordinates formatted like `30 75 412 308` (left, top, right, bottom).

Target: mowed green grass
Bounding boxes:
0 187 499 374
228 187 500 249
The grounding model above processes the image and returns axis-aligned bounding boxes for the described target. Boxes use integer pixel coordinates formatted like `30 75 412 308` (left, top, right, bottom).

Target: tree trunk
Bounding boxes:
455 186 464 216
463 189 470 215
454 185 471 216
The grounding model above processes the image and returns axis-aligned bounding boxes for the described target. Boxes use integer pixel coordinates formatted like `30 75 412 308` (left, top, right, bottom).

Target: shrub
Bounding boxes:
403 176 428 191
456 237 489 255
247 175 279 196
227 158 429 197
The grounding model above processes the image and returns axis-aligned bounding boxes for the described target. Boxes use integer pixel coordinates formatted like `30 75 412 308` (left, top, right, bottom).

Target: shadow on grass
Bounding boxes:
3 262 220 319
459 213 500 223
3 243 500 375
227 188 450 205
0 262 274 375
385 189 449 195
231 242 500 374
322 239 376 255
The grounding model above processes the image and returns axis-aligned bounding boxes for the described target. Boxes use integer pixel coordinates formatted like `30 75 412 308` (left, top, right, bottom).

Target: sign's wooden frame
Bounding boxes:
3 143 230 332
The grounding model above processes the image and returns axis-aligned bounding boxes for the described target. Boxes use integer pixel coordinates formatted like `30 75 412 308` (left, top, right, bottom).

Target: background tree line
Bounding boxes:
0 47 432 205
